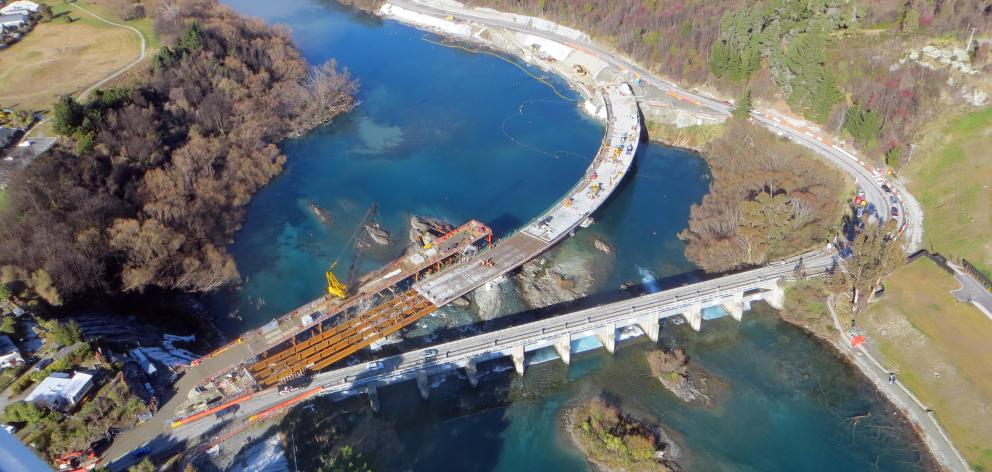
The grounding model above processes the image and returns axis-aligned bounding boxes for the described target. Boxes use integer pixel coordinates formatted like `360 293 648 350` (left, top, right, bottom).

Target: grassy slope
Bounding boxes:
862 257 992 470
0 0 149 110
902 107 992 275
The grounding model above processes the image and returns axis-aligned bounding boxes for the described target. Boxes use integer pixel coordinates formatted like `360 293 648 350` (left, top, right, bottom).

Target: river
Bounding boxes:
212 0 935 470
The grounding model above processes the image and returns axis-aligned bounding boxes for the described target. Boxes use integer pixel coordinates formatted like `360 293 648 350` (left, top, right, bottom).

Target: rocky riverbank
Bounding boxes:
562 396 682 472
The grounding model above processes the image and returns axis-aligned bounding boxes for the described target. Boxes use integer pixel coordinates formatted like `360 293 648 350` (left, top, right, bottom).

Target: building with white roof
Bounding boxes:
0 1 40 15
0 335 23 368
25 371 94 411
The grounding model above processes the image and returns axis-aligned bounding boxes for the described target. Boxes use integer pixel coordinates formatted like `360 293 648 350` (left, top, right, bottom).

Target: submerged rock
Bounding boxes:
309 202 332 225
451 296 471 308
365 223 390 246
593 237 614 256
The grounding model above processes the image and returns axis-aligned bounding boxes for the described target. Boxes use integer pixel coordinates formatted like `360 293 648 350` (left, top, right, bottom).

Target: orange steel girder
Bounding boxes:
250 290 437 387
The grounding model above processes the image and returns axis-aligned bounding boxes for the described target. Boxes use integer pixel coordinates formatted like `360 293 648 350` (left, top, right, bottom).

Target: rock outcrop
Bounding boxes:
514 252 595 310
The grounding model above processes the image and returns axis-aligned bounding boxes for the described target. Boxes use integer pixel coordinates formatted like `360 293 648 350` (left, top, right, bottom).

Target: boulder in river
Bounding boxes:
646 348 724 407
515 253 595 310
309 202 332 226
365 223 390 246
593 237 614 256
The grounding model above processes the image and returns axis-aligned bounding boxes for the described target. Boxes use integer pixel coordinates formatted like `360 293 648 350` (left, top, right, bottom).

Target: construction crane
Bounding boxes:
326 204 379 299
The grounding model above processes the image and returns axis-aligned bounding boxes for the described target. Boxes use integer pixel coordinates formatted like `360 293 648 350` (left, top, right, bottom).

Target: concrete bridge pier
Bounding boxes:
554 334 571 365
366 383 380 413
723 292 745 321
464 359 479 388
683 302 702 332
766 286 785 310
597 323 617 353
637 314 660 342
512 345 526 375
416 371 430 400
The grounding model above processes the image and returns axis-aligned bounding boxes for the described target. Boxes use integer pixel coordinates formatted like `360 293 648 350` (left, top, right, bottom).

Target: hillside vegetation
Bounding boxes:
679 119 845 272
468 0 990 164
0 0 356 303
903 107 992 274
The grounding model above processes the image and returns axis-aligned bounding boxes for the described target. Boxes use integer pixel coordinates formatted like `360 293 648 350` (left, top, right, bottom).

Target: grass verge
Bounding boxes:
861 257 992 471
903 107 992 275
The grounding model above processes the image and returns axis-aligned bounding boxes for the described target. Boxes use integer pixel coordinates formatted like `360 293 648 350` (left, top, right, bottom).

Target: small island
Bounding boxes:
646 348 723 407
563 397 681 472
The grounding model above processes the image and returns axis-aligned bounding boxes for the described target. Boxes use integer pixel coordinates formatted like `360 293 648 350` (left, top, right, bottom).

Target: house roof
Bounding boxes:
0 1 39 15
24 371 94 407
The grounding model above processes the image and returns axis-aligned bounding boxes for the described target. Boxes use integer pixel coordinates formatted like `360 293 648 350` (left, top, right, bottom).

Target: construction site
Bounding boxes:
165 84 640 429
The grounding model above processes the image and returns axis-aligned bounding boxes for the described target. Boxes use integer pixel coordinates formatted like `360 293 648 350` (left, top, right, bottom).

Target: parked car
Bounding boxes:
855 207 864 218
891 207 899 217
889 195 898 205
881 184 891 193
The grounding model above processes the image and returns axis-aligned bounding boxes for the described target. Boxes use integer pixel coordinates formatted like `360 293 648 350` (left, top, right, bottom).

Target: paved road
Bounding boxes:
390 0 924 252
949 263 992 319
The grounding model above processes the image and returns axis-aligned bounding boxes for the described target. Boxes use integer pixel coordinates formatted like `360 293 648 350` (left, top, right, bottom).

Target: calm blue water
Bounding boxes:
216 1 934 470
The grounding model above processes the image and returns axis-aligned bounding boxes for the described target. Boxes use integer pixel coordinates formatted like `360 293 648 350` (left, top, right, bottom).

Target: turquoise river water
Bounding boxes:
213 0 936 470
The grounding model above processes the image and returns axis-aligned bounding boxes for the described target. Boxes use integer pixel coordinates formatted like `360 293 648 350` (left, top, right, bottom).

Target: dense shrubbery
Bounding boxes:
0 0 356 302
679 119 844 272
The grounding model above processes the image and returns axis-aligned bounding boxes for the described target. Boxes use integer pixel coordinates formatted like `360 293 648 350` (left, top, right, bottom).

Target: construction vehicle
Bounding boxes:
325 204 379 299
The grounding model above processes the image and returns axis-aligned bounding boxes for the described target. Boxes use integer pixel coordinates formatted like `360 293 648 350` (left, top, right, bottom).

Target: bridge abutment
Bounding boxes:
512 345 526 375
637 314 660 342
766 286 785 310
598 323 617 353
723 291 745 321
683 302 702 331
554 334 571 365
417 371 430 400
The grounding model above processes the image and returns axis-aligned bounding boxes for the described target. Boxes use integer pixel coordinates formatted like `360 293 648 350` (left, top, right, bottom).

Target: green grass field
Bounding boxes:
903 107 992 275
863 258 992 471
0 0 156 111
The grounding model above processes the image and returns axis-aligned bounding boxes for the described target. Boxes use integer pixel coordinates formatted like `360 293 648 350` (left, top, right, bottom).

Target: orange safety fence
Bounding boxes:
249 386 324 422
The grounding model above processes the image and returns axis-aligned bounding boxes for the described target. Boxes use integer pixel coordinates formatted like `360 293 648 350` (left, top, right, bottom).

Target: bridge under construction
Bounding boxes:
172 83 640 425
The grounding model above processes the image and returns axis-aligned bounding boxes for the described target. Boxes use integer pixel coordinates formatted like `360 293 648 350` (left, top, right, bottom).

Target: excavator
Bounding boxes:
325 204 379 299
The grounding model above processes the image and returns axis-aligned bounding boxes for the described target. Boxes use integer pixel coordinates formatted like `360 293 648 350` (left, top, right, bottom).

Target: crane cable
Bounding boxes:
329 204 378 270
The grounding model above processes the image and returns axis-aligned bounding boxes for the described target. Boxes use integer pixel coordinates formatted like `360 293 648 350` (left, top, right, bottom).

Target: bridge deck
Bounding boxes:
415 83 640 306
237 84 640 388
